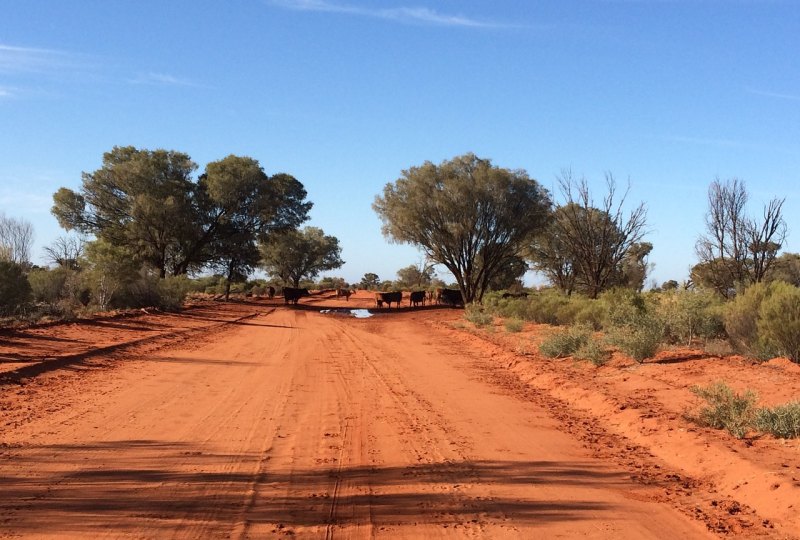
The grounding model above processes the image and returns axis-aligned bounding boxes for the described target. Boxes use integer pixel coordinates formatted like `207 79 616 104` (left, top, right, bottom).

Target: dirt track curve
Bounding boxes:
0 293 775 538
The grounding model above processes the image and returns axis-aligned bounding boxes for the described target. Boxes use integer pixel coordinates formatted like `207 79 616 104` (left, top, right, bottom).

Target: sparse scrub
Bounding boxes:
574 336 609 366
0 260 32 316
756 402 800 439
604 290 663 362
539 325 591 358
464 303 493 327
661 290 725 346
756 283 800 362
504 318 524 333
724 281 779 359
691 381 758 439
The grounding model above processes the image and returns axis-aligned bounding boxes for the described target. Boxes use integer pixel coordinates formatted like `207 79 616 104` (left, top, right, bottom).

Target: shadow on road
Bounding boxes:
0 439 626 534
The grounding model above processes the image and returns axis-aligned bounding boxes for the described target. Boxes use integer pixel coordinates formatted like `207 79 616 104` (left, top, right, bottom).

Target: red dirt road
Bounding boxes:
0 294 779 538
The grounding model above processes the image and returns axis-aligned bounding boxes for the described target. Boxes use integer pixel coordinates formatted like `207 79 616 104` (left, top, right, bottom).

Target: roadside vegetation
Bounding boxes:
691 381 800 439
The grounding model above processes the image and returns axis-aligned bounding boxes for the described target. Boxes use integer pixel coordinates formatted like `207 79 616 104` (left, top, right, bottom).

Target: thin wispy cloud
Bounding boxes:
0 43 75 74
129 72 202 88
267 0 505 28
746 87 800 102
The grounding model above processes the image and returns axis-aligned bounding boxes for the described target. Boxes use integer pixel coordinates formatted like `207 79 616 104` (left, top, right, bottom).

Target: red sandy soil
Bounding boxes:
0 290 797 538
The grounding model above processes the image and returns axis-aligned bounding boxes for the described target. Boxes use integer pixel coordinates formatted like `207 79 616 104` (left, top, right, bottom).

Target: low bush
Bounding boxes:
464 303 493 327
661 290 725 346
724 281 779 359
756 402 800 439
158 275 191 310
574 336 609 366
691 381 758 439
757 283 800 362
604 293 664 363
539 325 591 358
0 260 32 316
504 318 524 333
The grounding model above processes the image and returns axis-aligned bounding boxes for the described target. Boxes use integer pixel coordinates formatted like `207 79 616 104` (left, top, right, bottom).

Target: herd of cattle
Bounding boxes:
277 287 464 307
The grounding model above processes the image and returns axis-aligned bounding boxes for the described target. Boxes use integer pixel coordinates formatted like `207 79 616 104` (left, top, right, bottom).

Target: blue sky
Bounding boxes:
1 0 798 286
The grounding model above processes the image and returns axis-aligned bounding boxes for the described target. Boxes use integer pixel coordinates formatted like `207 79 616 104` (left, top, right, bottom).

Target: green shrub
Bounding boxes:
661 290 725 346
691 381 758 439
756 283 800 362
0 260 32 316
724 281 779 359
464 303 493 327
756 402 800 439
604 292 664 363
574 336 609 366
504 318 524 333
539 325 591 358
158 275 190 310
28 267 70 305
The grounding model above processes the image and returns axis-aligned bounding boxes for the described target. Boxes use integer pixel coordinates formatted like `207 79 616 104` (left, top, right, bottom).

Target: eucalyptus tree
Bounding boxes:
373 153 551 304
52 146 198 278
260 226 344 288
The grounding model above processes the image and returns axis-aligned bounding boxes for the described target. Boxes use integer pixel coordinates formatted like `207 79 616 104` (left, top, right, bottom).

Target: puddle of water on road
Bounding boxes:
319 308 373 318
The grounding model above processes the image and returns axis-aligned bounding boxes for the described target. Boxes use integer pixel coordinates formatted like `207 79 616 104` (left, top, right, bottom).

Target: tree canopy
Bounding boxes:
52 147 312 283
373 153 551 303
260 226 344 288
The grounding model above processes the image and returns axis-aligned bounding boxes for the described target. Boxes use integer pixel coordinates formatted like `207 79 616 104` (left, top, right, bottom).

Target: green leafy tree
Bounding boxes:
374 153 551 304
52 146 198 278
260 226 344 287
359 273 380 290
198 156 312 299
82 239 140 310
395 262 435 290
0 260 32 316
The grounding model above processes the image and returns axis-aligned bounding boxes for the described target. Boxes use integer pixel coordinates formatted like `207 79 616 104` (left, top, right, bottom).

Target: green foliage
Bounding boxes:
691 381 758 439
724 281 782 359
464 304 493 327
538 325 591 358
359 272 380 290
756 283 800 362
28 267 70 305
260 226 343 287
0 260 32 316
755 402 800 439
603 289 663 362
52 147 312 281
374 153 551 303
395 263 434 290
157 275 191 310
504 318 524 333
660 290 725 346
573 336 609 366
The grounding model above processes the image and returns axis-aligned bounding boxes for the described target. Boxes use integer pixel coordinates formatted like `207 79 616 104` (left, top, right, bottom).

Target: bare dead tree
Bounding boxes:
546 171 648 299
43 235 86 270
0 212 34 265
695 178 786 297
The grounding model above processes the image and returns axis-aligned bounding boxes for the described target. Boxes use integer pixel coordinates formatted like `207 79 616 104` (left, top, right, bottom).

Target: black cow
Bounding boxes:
409 290 426 307
437 288 464 307
375 291 402 308
336 288 352 301
267 286 276 299
501 291 528 299
283 287 309 305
